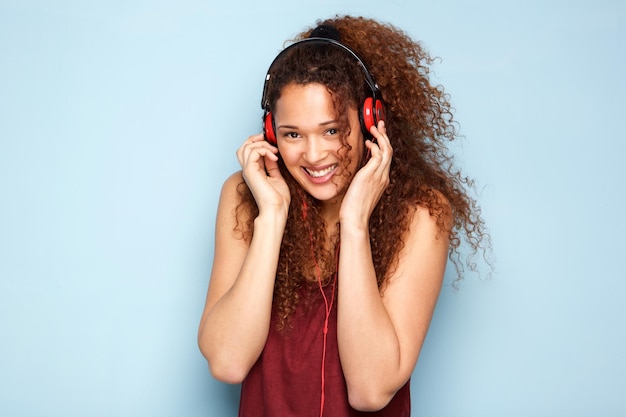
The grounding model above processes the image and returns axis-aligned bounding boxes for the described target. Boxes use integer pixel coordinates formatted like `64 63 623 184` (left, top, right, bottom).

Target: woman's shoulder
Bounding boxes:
222 170 244 189
214 171 245 213
411 188 453 236
218 170 245 199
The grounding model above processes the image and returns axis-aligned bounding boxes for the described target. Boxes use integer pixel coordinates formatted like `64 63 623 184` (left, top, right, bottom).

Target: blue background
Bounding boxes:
1 0 624 416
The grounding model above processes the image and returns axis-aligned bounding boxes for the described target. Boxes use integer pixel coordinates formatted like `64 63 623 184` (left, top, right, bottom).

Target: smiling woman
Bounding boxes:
274 83 366 203
197 15 489 417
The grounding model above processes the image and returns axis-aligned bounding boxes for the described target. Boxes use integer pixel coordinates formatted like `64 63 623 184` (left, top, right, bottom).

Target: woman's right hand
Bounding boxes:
236 133 291 218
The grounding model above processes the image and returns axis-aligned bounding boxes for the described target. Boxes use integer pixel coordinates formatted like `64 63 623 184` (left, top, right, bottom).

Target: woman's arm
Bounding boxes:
336 122 450 410
199 134 289 382
197 172 287 383
337 202 449 411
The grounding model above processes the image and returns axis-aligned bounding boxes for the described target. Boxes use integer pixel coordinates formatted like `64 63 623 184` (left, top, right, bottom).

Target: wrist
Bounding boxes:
255 209 288 230
339 219 370 240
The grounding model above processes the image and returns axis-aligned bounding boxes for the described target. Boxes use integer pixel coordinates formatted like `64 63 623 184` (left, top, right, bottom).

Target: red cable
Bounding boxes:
302 198 339 417
310 231 339 417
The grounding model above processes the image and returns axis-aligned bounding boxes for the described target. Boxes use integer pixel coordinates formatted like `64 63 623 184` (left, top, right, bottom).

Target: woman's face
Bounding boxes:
274 82 364 203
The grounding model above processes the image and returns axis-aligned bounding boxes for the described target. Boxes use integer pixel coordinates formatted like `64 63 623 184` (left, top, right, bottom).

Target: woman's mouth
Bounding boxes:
304 164 336 178
302 164 337 182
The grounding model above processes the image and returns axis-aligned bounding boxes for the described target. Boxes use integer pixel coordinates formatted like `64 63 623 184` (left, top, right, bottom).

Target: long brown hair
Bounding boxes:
236 15 490 329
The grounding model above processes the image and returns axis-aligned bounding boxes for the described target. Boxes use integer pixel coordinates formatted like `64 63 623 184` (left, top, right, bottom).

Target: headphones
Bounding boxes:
261 37 385 145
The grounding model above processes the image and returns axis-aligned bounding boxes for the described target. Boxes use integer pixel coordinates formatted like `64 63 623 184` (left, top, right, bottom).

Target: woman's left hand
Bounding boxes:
339 120 393 229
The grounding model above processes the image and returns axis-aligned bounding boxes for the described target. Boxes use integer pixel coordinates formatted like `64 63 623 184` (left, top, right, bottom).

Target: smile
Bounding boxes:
303 164 337 178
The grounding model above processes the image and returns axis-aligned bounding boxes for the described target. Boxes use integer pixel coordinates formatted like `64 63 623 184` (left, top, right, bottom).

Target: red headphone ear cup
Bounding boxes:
361 97 385 134
263 111 277 145
374 98 385 125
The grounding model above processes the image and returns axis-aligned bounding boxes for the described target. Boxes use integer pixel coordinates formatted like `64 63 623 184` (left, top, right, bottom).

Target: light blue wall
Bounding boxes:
1 1 624 416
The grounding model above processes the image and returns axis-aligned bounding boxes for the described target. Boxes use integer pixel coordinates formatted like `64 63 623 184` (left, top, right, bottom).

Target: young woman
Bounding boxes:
198 15 488 417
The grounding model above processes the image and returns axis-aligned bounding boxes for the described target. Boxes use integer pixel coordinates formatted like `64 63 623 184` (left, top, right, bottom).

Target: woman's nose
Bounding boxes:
304 137 325 162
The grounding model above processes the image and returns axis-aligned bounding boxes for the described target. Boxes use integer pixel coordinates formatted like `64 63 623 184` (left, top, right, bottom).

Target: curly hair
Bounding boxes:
235 15 490 329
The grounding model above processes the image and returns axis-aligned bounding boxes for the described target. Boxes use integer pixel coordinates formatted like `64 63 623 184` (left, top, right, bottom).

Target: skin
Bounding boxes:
274 83 366 224
198 82 450 411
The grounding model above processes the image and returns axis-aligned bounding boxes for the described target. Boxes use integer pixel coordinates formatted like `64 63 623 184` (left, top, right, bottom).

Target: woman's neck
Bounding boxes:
320 200 340 230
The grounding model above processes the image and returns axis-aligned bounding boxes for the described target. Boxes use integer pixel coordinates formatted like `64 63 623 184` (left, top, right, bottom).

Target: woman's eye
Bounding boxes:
326 128 338 135
285 132 300 139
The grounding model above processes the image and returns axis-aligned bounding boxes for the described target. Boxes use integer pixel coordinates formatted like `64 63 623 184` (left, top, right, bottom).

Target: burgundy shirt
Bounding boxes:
239 283 411 416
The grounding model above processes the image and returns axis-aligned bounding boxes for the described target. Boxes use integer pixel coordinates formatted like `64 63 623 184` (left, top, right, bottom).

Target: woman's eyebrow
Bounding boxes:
276 120 338 130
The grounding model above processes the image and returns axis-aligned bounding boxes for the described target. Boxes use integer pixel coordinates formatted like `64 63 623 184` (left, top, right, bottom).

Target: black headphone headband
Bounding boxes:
260 37 381 111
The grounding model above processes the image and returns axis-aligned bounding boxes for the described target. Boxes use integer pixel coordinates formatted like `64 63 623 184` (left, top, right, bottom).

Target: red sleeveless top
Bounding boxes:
239 282 411 416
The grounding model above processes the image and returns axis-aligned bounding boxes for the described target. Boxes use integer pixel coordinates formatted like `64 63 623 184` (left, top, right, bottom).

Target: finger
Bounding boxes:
239 137 277 160
265 156 283 179
240 147 272 171
366 137 384 163
370 124 393 165
247 133 265 143
238 133 269 153
365 125 392 179
370 121 392 148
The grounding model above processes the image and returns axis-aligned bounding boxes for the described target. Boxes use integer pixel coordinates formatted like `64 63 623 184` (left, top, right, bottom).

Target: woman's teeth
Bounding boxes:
305 164 336 178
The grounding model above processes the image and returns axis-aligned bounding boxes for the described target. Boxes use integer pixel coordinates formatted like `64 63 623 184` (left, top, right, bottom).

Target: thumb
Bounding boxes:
264 155 282 179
